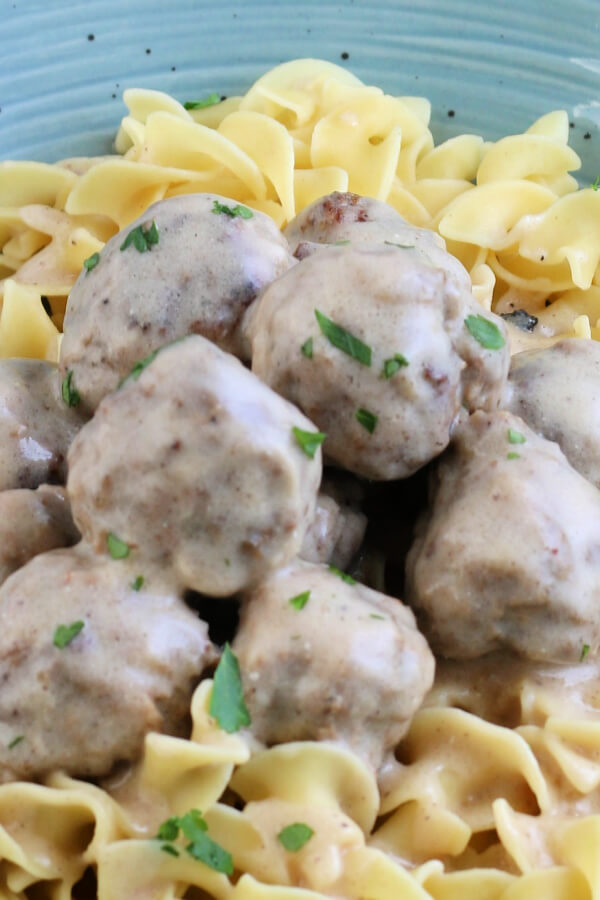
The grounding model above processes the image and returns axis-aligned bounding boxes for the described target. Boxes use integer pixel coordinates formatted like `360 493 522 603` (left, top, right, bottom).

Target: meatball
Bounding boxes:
405 410 600 664
250 242 509 480
505 339 600 489
59 193 294 414
0 359 85 490
284 191 431 255
0 485 79 586
233 559 434 768
68 336 322 596
0 546 215 783
300 488 366 569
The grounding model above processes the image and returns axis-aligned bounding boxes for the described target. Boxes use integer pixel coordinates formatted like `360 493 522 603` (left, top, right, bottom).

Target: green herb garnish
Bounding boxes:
186 831 233 874
157 817 180 841
382 354 409 378
7 735 24 749
53 620 84 649
356 408 378 434
581 644 591 661
301 337 313 359
384 240 415 249
508 428 526 445
61 370 81 407
369 614 386 620
209 643 251 733
329 565 356 585
155 809 233 874
119 347 161 387
277 823 314 852
184 93 221 110
465 314 505 350
592 176 599 191
120 220 159 253
292 426 326 459
161 844 180 857
131 575 144 591
332 239 351 246
107 533 130 560
314 309 371 366
212 200 253 219
507 452 521 460
83 252 100 273
289 591 310 611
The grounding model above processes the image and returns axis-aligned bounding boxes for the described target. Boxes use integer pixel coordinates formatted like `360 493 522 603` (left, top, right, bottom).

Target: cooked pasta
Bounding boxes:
0 58 600 900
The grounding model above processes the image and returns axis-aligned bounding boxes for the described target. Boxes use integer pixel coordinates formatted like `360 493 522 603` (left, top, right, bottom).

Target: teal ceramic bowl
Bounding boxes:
1 0 598 182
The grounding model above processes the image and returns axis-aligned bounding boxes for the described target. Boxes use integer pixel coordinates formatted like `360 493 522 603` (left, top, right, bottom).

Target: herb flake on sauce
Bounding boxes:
465 314 505 350
508 428 526 445
301 337 313 359
83 251 100 273
7 735 24 749
277 823 314 852
61 370 81 407
107 533 130 560
184 93 221 110
356 408 378 434
314 309 372 366
120 220 159 253
329 565 356 585
382 354 409 378
212 200 253 219
53 620 84 649
209 643 251 733
292 426 326 459
288 590 310 611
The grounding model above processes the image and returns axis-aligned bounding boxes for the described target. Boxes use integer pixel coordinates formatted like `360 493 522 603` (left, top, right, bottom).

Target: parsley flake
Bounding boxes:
301 337 313 359
314 309 372 366
61 370 81 408
289 590 310 611
120 347 161 386
7 735 24 749
369 613 386 620
581 643 591 661
356 408 378 434
161 844 180 857
382 354 409 378
592 176 599 191
53 620 84 649
155 809 233 874
384 240 415 249
209 643 251 733
83 251 100 273
212 200 253 219
507 452 521 460
465 314 505 350
131 575 144 591
184 93 221 110
329 565 356 585
187 832 234 874
332 239 351 245
120 220 159 253
107 533 130 560
277 823 314 852
156 816 180 841
292 426 326 459
508 428 526 445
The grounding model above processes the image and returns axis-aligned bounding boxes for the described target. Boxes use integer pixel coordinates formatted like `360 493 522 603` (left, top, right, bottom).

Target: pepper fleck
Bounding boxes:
145 47 151 54
341 51 349 60
584 132 592 140
569 121 575 128
87 33 95 41
447 109 455 117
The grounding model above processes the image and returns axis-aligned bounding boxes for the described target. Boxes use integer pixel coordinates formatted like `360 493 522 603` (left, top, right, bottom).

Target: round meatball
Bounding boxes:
505 339 600 489
0 547 215 783
59 193 294 414
300 488 366 570
68 336 322 596
250 242 509 480
0 485 79 586
284 191 431 255
405 410 600 664
0 359 85 490
233 559 435 768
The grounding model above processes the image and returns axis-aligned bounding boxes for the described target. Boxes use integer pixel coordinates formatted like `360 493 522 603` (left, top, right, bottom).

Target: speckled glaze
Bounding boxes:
0 0 598 181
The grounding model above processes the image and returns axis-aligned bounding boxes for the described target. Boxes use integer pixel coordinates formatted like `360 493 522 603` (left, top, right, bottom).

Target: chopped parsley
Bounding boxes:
506 452 521 460
332 239 351 245
120 347 161 386
384 240 415 249
508 428 526 445
355 408 378 434
301 337 313 359
369 614 386 621
209 643 251 733
212 200 253 219
7 735 24 750
314 309 372 366
592 176 599 191
61 370 81 407
107 533 130 560
83 251 100 273
131 575 144 591
184 92 221 110
292 426 326 459
53 620 84 649
288 590 310 611
155 809 233 874
465 314 505 350
581 643 591 661
329 565 356 585
382 354 409 378
277 823 314 852
120 220 159 253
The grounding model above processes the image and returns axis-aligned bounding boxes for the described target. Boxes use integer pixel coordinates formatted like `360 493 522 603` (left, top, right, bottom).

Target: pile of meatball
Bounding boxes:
1 190 598 785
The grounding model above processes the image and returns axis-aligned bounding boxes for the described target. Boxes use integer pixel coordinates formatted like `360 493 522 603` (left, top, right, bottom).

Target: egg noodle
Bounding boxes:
0 58 600 899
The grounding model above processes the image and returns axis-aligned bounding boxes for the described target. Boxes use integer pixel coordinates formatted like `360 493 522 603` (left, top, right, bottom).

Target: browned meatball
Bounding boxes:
233 559 435 768
250 241 509 480
0 547 215 783
0 485 79 586
300 488 366 569
505 339 600 489
59 193 294 414
0 359 85 490
405 410 600 664
68 336 322 597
